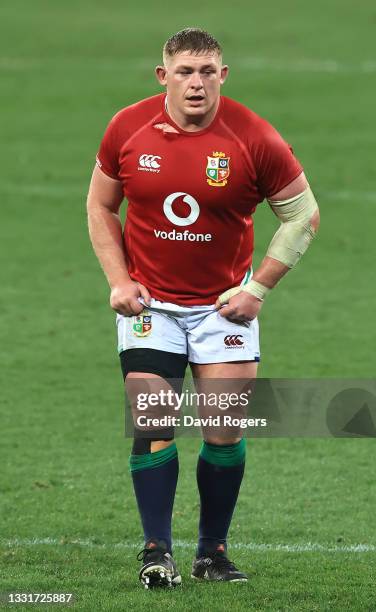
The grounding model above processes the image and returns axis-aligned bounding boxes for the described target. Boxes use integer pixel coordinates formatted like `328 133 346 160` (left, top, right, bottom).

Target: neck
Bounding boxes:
165 96 220 132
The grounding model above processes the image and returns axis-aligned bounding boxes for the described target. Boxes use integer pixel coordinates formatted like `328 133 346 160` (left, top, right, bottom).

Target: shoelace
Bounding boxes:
211 553 237 571
137 546 166 562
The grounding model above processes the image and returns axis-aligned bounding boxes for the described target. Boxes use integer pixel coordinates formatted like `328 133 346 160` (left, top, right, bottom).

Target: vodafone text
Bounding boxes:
154 229 212 242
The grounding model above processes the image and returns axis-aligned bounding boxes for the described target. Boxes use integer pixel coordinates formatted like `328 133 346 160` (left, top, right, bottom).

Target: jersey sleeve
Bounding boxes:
96 115 122 180
253 121 303 200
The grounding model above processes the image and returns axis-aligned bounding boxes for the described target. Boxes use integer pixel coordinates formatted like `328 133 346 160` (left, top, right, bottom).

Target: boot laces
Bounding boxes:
211 552 237 571
137 545 166 562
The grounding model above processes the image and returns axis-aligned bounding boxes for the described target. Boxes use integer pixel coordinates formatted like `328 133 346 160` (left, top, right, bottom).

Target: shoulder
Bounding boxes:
221 95 281 143
105 93 165 136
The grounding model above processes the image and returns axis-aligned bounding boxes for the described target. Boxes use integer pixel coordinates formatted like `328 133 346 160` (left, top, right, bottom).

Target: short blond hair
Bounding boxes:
163 28 222 64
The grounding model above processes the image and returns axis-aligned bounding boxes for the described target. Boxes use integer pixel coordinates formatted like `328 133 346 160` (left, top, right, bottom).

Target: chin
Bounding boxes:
185 105 208 115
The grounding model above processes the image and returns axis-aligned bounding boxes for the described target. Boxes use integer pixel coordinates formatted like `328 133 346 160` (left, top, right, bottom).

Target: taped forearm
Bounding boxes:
266 186 318 268
217 187 319 305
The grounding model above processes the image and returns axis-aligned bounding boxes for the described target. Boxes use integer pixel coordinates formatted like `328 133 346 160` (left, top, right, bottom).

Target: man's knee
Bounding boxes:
121 350 184 448
203 436 242 446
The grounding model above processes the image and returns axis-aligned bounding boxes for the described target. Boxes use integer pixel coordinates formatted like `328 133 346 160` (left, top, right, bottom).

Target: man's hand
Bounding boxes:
215 291 263 322
110 281 151 316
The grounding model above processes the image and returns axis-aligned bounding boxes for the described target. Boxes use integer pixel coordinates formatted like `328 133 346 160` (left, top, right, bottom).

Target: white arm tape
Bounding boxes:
217 187 318 305
266 186 318 268
218 279 270 305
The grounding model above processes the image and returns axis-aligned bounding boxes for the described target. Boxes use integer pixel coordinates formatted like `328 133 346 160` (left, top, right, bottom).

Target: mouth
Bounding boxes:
186 94 205 105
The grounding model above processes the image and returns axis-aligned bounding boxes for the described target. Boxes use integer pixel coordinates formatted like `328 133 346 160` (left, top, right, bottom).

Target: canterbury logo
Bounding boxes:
138 154 161 170
224 335 244 347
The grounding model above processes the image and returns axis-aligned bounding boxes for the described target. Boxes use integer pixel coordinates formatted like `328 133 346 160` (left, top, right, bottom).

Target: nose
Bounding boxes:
189 71 204 90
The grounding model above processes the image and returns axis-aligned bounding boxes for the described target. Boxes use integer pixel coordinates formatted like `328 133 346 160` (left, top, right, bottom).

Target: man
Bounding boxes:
87 28 320 589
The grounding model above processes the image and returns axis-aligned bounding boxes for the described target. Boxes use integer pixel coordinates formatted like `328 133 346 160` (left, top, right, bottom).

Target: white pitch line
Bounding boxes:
1 183 376 203
1 538 375 553
1 56 376 75
236 57 376 74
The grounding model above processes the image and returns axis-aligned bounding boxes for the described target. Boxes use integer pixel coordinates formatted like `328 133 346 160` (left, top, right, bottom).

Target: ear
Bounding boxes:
220 64 229 85
155 65 167 86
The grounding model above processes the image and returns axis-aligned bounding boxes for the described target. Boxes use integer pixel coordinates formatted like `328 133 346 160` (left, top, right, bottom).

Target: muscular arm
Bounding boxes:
216 172 320 320
87 165 150 315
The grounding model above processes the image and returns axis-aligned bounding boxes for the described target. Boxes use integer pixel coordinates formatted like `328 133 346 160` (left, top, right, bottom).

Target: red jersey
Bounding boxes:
96 94 303 305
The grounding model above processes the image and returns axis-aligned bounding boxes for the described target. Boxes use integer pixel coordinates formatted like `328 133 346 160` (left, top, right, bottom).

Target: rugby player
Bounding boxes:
87 28 320 588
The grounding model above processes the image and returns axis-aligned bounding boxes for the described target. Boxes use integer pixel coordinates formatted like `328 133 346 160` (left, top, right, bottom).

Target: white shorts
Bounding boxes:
116 298 260 364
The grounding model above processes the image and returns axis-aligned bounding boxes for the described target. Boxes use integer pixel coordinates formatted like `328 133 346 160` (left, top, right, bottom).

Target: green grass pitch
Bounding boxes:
1 0 376 610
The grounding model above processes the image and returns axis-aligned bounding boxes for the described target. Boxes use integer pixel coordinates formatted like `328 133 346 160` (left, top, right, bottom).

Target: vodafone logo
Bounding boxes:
163 192 200 227
153 192 212 243
138 154 161 172
224 335 244 348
